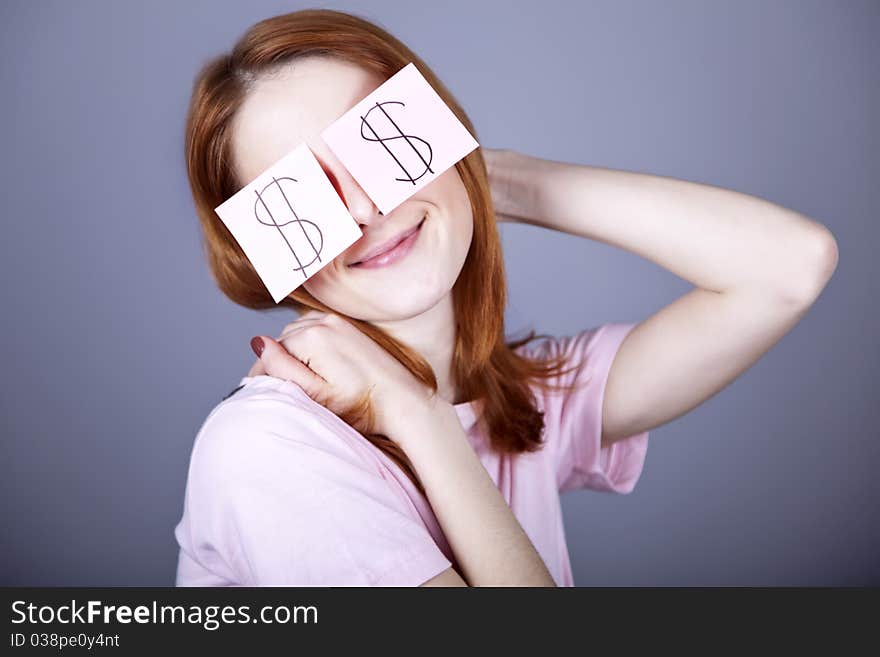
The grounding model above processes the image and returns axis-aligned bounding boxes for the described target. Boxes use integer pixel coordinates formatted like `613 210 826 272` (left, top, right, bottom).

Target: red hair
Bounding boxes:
184 8 583 497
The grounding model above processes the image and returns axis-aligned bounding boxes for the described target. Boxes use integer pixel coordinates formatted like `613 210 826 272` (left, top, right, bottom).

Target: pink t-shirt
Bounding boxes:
174 322 649 586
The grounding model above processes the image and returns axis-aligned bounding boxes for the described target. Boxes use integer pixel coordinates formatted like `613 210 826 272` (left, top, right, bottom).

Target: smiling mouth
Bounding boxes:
348 215 426 267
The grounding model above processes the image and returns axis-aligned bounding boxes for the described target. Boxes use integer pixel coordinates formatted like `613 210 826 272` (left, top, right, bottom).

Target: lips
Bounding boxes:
348 215 426 266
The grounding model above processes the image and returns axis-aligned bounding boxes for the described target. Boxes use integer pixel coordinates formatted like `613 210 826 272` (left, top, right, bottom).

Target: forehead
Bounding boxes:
230 56 384 185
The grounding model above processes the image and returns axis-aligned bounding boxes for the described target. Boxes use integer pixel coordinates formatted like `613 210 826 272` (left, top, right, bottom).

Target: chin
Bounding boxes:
356 278 452 321
373 290 449 321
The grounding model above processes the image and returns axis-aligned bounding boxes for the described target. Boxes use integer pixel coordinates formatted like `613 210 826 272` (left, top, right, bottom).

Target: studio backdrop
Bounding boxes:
1 0 877 585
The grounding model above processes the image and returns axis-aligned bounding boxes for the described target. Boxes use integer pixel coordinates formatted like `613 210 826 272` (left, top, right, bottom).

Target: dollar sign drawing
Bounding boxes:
360 100 434 184
253 176 323 279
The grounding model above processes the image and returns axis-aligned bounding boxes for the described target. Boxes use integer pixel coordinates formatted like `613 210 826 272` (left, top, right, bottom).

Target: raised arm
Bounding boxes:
486 148 839 446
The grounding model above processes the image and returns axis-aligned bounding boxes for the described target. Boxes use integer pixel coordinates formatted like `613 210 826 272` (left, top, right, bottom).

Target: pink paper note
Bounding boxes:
321 62 479 215
213 143 362 304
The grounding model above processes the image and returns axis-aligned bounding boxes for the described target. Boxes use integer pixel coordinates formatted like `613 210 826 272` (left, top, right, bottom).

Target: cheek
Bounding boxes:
459 217 475 261
302 265 336 299
303 256 360 303
450 196 475 254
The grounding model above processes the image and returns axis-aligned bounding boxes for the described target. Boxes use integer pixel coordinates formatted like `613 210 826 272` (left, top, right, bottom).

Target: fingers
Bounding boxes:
251 334 326 402
246 358 266 377
248 310 332 398
246 312 327 381
276 311 329 342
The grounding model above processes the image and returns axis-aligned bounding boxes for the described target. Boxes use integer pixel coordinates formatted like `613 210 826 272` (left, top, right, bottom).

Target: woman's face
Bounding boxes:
229 56 474 322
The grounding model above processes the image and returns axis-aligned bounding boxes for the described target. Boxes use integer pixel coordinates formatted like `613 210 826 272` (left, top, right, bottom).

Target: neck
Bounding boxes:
370 291 463 405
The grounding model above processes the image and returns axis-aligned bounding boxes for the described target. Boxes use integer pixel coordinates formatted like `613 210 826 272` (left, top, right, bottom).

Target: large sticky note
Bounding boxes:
321 62 479 215
214 143 362 304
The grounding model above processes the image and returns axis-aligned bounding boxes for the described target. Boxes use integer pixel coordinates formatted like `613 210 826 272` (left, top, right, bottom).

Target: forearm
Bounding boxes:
490 149 835 302
388 395 556 587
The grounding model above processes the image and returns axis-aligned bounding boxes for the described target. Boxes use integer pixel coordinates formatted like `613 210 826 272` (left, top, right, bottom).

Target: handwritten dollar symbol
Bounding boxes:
253 176 323 279
360 101 434 184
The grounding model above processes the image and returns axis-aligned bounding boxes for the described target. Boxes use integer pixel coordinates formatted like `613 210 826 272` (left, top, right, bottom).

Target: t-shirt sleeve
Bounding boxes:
531 322 650 495
182 394 452 586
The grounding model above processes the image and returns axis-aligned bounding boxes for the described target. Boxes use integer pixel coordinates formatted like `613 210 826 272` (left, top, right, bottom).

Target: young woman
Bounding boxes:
173 9 838 587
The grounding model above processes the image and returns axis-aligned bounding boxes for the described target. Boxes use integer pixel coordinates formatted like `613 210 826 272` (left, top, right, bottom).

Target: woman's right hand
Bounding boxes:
246 311 439 441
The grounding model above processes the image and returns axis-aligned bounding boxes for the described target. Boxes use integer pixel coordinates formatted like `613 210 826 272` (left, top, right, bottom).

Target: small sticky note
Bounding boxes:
214 143 362 304
321 62 479 215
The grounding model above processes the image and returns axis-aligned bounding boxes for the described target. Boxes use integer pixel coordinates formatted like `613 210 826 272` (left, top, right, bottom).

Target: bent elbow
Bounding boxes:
778 223 839 307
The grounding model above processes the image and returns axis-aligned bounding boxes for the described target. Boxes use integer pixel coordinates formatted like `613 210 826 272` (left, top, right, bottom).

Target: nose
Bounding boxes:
342 180 384 228
318 155 383 228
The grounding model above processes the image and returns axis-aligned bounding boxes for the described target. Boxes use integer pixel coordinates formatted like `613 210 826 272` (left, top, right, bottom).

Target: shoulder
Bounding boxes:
513 323 637 386
186 375 374 496
513 323 649 494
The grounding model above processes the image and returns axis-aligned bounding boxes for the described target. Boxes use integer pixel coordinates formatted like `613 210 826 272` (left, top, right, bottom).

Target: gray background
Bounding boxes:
2 0 877 586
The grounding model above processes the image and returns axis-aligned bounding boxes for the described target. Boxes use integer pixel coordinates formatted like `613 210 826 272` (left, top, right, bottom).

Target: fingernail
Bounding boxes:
250 336 265 357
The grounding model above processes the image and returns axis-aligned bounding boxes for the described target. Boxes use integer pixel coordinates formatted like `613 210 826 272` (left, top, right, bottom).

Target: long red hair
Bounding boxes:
184 8 583 497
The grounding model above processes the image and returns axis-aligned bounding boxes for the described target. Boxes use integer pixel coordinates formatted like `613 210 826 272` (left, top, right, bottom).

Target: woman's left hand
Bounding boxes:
245 311 437 438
